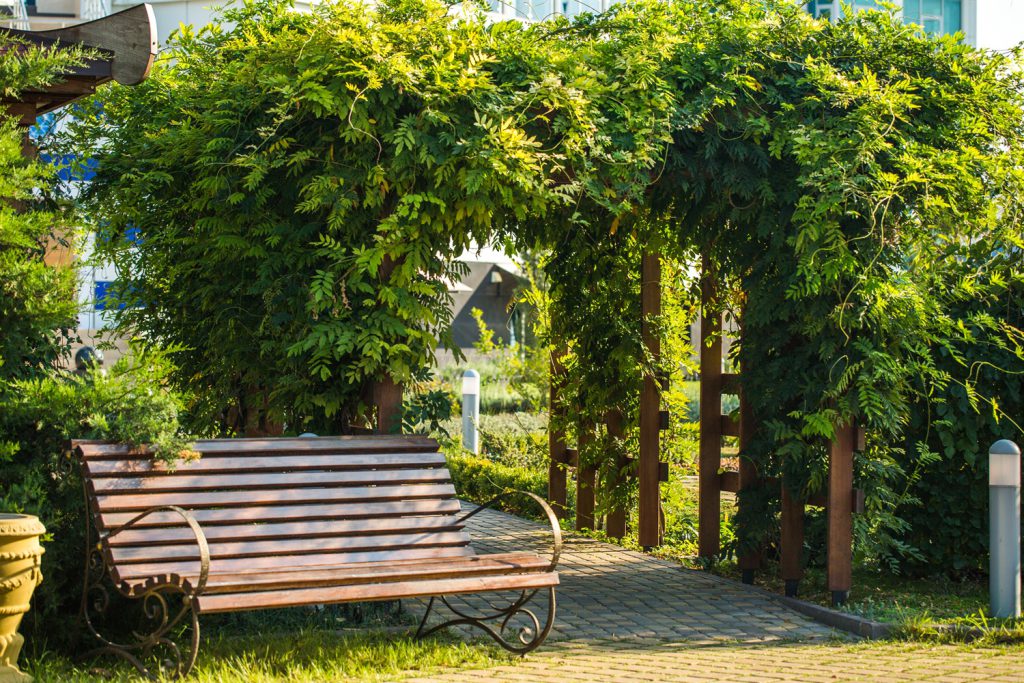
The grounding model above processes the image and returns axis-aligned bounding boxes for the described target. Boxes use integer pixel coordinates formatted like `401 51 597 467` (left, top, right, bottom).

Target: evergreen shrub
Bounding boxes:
0 350 195 651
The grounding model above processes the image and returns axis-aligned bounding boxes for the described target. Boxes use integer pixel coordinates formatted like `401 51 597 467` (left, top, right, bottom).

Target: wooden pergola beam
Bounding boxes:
1 4 157 127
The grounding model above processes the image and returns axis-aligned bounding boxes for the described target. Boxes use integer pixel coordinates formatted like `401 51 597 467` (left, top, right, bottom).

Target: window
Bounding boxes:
514 0 551 20
808 1 885 20
903 0 962 36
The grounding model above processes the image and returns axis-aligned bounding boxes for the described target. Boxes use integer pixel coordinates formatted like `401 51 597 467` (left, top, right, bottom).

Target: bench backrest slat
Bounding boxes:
85 452 448 476
78 436 441 457
75 436 473 584
113 546 477 583
97 499 463 529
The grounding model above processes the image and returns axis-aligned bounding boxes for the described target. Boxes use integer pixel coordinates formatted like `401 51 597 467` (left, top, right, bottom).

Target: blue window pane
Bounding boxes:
904 1 920 23
94 281 118 311
125 226 143 245
923 18 941 33
923 0 942 15
945 0 961 33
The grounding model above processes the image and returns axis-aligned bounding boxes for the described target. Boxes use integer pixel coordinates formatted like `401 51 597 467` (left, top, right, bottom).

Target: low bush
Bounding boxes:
445 450 571 521
0 348 196 652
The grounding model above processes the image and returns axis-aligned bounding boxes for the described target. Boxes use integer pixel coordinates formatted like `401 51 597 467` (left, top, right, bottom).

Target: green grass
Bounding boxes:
24 603 509 682
26 630 509 682
708 559 989 621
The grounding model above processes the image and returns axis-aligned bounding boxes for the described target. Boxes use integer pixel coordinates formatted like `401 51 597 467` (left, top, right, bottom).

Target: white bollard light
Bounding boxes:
989 439 1021 619
461 369 480 455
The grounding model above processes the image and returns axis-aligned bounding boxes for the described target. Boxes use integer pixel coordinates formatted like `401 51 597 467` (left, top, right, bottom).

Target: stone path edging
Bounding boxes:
696 571 894 639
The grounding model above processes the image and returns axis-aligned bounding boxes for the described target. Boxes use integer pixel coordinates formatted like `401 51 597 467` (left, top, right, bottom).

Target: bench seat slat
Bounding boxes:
89 468 450 494
77 436 439 458
97 499 463 530
84 452 447 476
110 530 472 564
194 572 560 614
92 483 456 513
123 553 548 596
111 545 477 583
106 515 464 547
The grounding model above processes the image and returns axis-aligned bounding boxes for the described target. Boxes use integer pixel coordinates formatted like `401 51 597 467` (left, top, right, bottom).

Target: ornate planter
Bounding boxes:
0 515 45 683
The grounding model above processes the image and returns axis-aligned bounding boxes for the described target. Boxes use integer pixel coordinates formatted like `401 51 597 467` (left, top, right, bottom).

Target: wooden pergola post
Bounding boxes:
698 256 722 559
736 333 761 584
372 376 403 434
548 351 568 519
604 409 628 539
638 251 662 549
780 485 805 597
575 423 596 531
828 422 855 606
372 254 404 434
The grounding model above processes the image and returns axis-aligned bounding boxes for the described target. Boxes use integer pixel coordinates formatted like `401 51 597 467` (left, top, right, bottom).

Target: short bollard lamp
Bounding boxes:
461 370 480 455
0 514 46 683
989 439 1021 619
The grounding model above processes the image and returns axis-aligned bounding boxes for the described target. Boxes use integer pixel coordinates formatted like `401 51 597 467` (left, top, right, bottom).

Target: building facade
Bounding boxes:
808 1 1024 51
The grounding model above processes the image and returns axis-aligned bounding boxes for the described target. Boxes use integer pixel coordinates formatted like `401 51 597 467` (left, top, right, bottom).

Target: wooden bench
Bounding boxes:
74 436 561 678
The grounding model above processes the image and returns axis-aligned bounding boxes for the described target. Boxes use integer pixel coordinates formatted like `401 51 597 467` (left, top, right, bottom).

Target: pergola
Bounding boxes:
369 248 861 606
1 4 157 128
34 1 996 612
536 256 863 606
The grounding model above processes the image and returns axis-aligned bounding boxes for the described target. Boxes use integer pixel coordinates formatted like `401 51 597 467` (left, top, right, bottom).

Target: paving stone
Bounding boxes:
401 504 1024 682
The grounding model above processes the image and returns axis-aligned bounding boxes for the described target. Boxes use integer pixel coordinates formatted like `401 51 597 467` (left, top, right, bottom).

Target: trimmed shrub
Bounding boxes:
446 452 566 520
0 350 195 652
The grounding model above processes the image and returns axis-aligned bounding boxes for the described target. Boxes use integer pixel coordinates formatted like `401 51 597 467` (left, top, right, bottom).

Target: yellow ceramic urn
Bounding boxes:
0 515 45 683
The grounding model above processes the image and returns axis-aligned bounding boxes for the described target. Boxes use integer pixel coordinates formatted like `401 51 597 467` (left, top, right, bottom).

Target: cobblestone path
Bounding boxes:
408 639 1024 682
406 505 1024 682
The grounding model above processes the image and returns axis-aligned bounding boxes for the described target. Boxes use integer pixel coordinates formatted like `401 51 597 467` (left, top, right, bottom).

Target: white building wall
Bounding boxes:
112 0 316 44
973 0 1024 51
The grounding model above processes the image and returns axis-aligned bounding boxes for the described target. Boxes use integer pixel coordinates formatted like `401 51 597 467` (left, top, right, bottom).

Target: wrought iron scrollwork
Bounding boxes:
415 490 561 654
415 587 556 654
79 495 209 680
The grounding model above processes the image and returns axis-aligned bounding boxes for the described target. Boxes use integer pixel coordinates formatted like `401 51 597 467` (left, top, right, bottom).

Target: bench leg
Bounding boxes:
415 586 556 655
78 503 205 680
80 560 201 679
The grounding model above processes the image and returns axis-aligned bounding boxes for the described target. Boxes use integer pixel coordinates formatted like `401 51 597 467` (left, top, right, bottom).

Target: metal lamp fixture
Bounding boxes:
989 439 1021 619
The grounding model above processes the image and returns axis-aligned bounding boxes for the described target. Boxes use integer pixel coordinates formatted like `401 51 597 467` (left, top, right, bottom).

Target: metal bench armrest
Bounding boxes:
104 505 211 597
457 491 562 573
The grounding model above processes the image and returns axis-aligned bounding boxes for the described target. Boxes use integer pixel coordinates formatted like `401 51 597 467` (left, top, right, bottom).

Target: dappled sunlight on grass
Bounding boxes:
27 629 509 682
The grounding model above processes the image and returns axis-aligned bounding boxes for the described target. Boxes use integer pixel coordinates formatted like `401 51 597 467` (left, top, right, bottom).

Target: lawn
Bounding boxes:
26 611 509 682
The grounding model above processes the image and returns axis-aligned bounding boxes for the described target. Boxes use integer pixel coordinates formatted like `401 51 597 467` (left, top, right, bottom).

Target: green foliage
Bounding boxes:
0 349 196 651
445 451 552 519
0 31 94 382
896 272 1024 576
0 31 95 99
521 0 1024 566
58 0 1024 573
402 384 454 435
476 419 548 470
63 0 568 435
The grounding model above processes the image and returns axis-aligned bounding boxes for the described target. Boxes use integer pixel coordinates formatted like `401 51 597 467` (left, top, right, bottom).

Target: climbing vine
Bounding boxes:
64 0 1024 564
